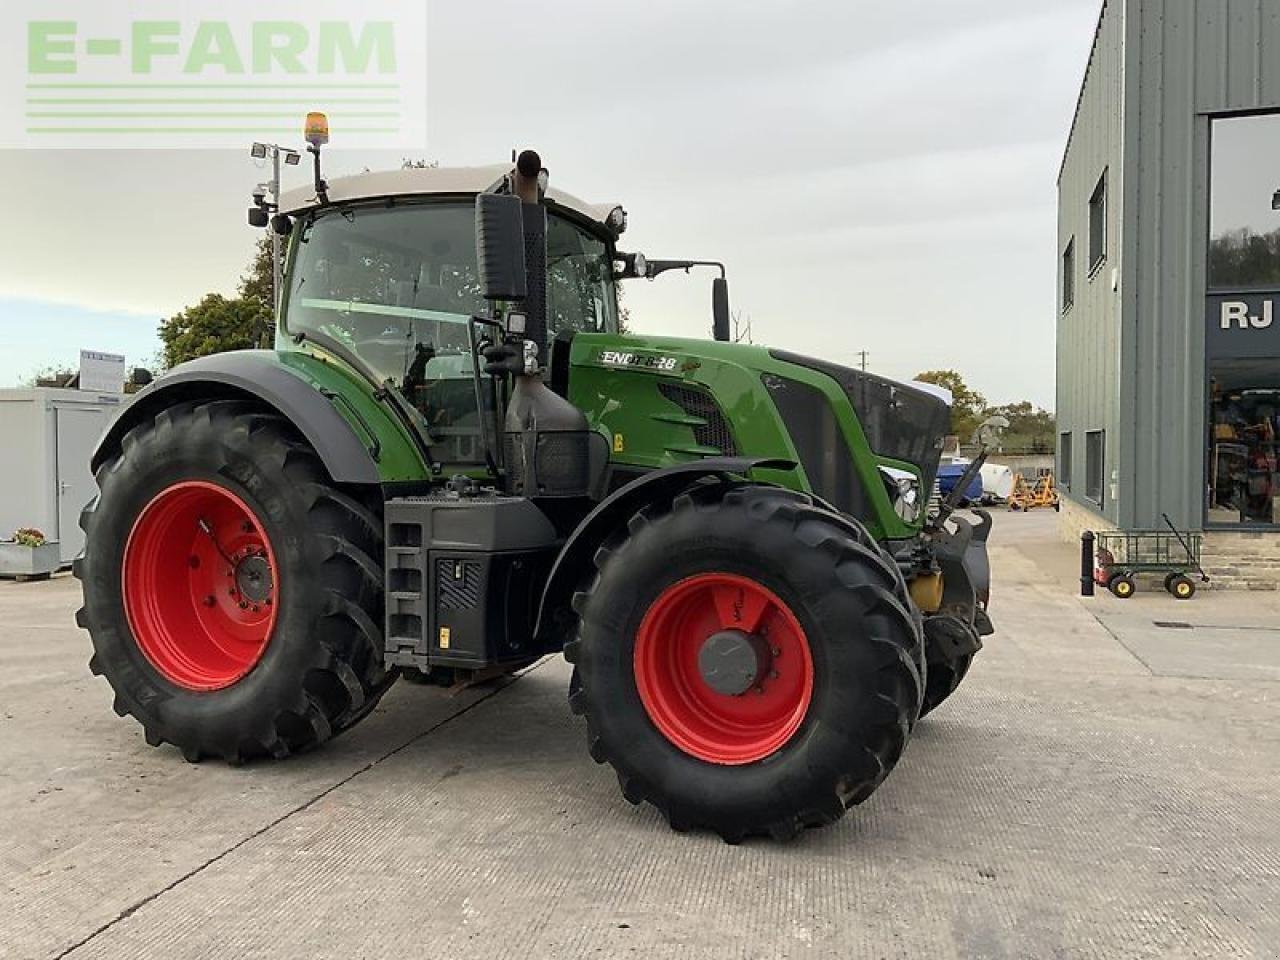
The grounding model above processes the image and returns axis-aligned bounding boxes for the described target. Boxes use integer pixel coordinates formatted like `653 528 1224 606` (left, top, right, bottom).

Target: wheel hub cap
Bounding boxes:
235 554 274 604
697 629 772 697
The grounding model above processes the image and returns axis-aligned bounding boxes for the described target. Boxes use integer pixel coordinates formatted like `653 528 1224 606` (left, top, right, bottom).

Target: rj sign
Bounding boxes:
1206 292 1280 359
0 1 427 148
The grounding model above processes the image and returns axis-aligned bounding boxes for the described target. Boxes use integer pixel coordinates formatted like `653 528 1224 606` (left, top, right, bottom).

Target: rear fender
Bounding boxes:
92 351 383 485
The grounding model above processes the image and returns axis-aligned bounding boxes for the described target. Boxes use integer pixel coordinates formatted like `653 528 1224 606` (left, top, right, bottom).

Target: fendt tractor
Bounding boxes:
77 119 995 842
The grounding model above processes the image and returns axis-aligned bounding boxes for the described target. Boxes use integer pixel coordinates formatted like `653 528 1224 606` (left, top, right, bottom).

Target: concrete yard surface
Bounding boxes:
2 510 1277 959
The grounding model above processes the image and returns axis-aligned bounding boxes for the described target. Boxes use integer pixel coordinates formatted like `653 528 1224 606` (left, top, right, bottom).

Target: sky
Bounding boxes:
0 0 1104 407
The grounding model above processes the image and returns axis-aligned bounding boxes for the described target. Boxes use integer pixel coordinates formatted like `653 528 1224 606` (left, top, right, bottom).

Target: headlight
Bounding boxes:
878 466 922 522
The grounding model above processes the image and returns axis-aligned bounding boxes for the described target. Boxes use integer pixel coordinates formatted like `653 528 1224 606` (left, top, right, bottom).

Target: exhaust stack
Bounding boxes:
513 150 549 369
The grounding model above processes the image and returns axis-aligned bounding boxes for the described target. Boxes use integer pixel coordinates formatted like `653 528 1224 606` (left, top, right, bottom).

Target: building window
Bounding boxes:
1085 430 1104 504
1059 432 1073 488
1061 239 1075 313
1208 359 1280 526
1088 172 1107 275
1209 113 1280 289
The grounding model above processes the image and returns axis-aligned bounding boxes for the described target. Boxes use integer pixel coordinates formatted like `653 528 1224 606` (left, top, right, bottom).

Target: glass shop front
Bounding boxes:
1206 114 1280 528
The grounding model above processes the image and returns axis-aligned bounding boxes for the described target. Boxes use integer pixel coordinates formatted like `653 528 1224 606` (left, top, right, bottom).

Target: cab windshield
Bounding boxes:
283 200 617 463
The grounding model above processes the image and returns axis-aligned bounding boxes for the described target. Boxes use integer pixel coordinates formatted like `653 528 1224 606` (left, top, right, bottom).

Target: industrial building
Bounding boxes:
1057 0 1280 588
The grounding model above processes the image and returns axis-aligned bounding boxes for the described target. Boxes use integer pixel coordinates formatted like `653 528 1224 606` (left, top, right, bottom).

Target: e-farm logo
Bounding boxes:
0 1 426 148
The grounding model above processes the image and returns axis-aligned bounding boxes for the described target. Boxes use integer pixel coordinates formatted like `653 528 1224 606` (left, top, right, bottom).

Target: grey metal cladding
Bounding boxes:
1057 0 1125 523
1059 0 1280 531
1124 0 1280 530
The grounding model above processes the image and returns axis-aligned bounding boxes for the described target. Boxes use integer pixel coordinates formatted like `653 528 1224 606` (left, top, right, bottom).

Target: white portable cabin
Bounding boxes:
0 389 124 565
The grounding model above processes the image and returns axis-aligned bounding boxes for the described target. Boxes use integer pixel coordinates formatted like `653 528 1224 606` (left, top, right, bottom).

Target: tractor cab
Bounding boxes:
278 167 623 468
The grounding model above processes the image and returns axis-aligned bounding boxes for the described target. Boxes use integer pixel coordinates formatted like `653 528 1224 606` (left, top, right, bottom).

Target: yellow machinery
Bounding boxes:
1008 473 1059 511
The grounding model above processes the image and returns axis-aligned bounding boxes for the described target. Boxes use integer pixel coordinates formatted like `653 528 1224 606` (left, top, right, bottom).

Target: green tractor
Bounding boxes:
76 141 993 842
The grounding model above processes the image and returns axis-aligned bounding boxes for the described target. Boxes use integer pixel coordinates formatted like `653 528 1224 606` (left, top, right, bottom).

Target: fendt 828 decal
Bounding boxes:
597 350 679 372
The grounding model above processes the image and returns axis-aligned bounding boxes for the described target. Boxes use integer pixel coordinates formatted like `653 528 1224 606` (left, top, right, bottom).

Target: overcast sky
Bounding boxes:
0 0 1103 407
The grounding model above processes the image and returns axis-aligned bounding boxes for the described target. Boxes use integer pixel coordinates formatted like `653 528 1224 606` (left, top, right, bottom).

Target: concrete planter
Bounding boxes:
0 541 61 579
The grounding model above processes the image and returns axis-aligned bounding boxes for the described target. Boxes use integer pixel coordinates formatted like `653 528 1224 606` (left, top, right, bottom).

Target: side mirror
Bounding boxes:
270 213 292 236
475 194 527 301
712 276 731 342
247 207 269 228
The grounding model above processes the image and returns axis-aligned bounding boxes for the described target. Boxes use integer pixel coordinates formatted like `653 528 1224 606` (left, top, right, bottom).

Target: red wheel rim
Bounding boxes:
122 481 279 691
633 573 814 765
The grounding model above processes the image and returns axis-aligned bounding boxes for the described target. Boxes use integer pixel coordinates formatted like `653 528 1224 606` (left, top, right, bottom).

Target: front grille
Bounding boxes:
762 374 870 518
657 383 738 455
770 350 949 497
437 558 482 610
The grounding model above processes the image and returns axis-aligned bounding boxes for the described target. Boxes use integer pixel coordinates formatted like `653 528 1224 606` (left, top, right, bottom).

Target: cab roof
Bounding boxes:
278 164 621 236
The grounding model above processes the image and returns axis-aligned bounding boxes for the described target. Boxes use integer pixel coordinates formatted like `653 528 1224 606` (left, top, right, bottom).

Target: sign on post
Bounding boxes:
78 349 126 393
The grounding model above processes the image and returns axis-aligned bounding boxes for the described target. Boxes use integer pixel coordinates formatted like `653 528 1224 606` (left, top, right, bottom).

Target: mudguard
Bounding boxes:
534 457 794 644
91 351 382 485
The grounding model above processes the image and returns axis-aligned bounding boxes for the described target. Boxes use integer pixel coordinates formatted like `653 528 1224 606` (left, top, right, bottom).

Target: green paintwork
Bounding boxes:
273 348 425 483
267 197 925 535
566 333 925 540
266 328 924 538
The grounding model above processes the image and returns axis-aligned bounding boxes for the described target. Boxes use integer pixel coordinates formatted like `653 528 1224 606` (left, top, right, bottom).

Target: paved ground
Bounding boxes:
2 510 1278 959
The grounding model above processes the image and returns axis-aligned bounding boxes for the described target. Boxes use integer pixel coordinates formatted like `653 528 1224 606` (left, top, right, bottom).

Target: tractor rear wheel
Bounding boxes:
75 400 395 762
566 483 923 842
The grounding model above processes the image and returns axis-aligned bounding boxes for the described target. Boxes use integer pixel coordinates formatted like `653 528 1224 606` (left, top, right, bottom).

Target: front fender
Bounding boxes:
534 457 794 644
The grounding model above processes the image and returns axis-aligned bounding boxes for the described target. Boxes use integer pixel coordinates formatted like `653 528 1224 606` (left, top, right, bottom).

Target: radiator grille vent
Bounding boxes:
657 383 738 455
437 559 482 610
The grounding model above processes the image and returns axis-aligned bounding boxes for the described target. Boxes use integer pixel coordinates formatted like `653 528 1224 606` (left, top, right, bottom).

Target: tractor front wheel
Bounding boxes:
566 483 923 842
76 400 394 762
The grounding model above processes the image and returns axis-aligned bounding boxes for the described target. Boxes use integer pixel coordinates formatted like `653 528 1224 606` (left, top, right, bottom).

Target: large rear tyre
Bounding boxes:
566 483 923 842
75 400 395 762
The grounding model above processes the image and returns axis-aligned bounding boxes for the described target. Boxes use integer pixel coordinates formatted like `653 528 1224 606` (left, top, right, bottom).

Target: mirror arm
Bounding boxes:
644 259 726 281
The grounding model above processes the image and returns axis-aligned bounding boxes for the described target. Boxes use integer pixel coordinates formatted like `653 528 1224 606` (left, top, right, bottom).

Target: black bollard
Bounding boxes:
1080 530 1095 597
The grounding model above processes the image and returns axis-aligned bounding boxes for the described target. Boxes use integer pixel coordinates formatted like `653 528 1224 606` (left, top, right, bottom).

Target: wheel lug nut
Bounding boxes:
769 671 779 680
771 648 781 657
239 602 248 610
204 595 216 607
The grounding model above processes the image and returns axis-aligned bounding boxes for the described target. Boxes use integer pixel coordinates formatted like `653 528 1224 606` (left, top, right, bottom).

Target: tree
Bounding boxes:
24 365 77 388
1208 227 1280 288
158 236 275 368
913 369 988 439
159 294 266 368
986 400 1056 454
